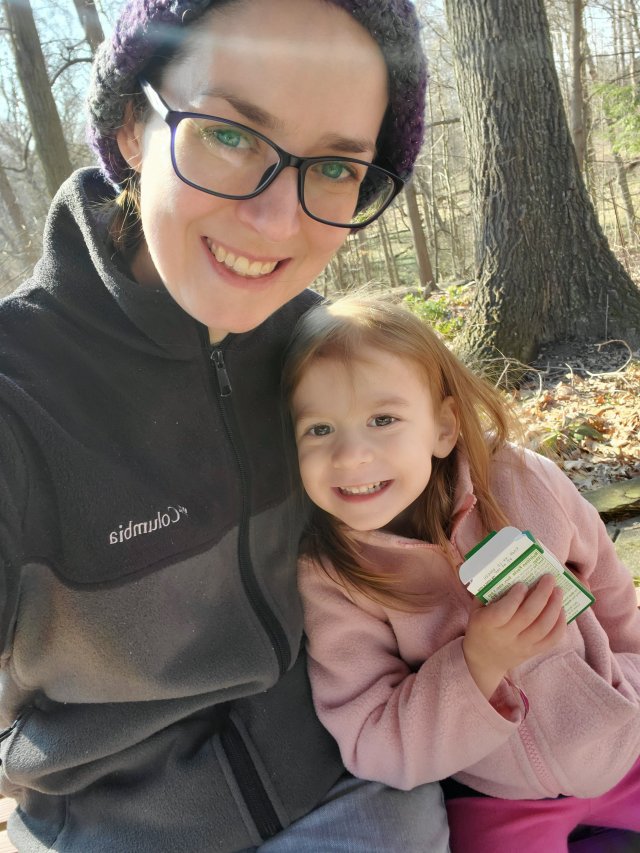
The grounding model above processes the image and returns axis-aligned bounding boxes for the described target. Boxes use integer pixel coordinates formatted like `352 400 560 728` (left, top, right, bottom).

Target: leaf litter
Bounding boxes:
510 340 639 493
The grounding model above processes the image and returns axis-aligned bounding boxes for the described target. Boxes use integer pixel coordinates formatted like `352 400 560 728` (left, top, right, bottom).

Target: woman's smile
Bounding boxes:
204 238 280 277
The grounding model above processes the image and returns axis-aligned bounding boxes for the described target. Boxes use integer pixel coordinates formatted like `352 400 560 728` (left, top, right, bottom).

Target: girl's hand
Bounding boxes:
462 574 567 700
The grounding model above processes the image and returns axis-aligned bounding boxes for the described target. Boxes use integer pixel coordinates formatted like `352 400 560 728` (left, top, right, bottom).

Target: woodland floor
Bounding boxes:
510 338 639 494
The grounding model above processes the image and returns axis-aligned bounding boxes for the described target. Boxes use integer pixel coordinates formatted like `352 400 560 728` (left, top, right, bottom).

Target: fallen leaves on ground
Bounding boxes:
511 342 639 493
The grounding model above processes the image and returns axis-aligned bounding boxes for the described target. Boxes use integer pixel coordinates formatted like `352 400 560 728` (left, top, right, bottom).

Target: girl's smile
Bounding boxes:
335 480 391 498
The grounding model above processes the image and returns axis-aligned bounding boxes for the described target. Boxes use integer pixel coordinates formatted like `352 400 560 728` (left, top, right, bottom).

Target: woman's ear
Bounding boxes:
433 396 459 458
116 101 144 173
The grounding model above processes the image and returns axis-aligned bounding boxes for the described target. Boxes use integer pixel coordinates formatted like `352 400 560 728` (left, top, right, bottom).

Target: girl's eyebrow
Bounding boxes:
370 395 411 408
294 395 410 422
197 88 377 155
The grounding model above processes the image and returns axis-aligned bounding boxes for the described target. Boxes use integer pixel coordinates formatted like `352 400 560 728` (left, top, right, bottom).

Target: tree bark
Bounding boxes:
356 228 374 284
71 0 105 56
444 0 640 365
378 217 401 291
404 180 435 294
570 0 586 172
3 0 73 199
0 163 31 254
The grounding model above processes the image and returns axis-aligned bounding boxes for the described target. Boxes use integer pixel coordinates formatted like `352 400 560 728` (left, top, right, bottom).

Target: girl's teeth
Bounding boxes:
208 241 277 277
340 482 384 496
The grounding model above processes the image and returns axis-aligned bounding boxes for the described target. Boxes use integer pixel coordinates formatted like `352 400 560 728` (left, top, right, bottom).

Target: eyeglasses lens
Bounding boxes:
172 116 395 227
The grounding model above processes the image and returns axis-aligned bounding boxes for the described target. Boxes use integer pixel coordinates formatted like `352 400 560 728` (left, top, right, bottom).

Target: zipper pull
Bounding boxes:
211 349 232 397
0 714 22 744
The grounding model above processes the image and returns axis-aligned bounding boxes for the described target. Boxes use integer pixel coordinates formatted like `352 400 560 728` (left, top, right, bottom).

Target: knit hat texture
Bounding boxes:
87 0 426 187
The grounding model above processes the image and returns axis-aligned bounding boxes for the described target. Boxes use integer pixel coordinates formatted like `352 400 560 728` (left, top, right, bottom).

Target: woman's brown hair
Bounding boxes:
282 294 517 609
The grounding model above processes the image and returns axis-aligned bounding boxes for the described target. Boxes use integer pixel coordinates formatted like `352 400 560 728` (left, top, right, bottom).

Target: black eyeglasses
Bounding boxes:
139 78 404 229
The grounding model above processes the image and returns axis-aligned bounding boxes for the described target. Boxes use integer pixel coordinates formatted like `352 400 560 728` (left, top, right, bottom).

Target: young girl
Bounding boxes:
284 295 640 852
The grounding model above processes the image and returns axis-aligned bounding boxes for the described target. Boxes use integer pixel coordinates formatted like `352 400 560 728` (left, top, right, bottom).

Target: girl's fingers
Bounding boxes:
484 582 529 625
509 574 558 631
519 585 565 645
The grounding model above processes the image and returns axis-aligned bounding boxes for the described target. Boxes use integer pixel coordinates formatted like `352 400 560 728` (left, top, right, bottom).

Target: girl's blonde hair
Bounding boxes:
282 294 516 608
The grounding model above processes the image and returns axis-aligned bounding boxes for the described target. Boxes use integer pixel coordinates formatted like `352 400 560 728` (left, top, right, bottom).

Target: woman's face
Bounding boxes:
117 0 388 341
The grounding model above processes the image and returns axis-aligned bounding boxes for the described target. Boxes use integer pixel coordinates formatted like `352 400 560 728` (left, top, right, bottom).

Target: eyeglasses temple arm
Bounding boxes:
139 77 170 121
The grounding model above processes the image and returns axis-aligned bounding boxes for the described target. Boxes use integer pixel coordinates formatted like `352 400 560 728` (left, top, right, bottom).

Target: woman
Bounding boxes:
0 0 449 850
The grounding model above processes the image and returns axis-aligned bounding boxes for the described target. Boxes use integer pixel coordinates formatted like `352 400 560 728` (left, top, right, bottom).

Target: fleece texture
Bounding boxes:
0 168 342 852
299 445 640 800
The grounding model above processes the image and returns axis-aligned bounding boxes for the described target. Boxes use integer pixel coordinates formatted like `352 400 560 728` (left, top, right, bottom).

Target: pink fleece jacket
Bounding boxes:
299 445 640 800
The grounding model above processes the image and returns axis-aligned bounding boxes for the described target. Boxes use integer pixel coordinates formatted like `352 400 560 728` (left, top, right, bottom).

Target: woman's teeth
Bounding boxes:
339 482 385 496
207 240 278 277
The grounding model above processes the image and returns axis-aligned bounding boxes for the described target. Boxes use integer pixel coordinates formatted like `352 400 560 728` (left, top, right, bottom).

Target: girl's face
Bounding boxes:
117 0 388 341
291 346 459 533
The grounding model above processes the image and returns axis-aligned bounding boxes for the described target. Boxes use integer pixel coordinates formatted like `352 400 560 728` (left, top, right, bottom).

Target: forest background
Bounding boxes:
0 0 639 504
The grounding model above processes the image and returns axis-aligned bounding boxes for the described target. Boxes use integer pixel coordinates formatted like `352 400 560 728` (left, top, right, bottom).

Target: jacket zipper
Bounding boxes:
220 717 282 839
209 343 288 840
0 713 23 764
209 345 290 675
0 715 21 744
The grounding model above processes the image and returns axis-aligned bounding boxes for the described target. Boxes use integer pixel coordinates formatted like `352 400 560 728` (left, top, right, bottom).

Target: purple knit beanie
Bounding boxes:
87 0 427 188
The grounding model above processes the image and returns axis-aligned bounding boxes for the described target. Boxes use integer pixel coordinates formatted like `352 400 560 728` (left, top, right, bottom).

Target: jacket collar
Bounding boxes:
36 168 205 359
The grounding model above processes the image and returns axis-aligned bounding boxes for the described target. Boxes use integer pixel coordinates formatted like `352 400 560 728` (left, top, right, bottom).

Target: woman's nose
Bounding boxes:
331 432 374 469
236 167 302 241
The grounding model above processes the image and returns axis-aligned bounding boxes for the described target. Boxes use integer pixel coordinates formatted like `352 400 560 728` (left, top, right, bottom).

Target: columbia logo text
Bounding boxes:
109 506 188 545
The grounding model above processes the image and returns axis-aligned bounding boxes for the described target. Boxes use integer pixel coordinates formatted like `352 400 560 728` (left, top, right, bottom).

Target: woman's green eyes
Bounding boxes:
195 125 362 183
199 125 254 149
213 128 245 148
316 161 359 182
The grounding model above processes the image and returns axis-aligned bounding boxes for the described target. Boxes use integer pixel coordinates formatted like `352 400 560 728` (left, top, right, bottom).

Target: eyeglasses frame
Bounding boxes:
138 77 405 229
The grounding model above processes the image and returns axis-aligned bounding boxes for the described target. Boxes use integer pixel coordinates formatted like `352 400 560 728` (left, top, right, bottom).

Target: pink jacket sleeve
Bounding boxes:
520 453 640 696
299 560 525 790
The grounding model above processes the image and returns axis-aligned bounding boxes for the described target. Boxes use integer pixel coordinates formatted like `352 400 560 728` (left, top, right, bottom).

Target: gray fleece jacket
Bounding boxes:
0 168 342 851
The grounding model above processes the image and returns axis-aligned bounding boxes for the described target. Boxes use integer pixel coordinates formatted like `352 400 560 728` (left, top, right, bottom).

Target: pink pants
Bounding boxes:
446 757 640 853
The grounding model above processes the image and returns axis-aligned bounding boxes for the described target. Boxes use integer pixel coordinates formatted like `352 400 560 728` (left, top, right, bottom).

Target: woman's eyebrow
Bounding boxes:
197 88 376 154
197 88 285 131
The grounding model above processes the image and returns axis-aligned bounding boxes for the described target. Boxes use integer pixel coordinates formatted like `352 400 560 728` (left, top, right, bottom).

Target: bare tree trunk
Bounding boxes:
571 0 586 171
623 0 639 94
444 0 640 365
627 0 640 99
613 151 638 241
585 42 638 242
3 0 73 199
378 218 401 291
71 0 105 55
356 228 374 284
333 245 347 294
0 163 32 257
404 180 435 294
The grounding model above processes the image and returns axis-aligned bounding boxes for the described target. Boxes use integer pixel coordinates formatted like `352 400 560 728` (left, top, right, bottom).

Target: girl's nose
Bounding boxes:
331 432 374 469
236 167 302 241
